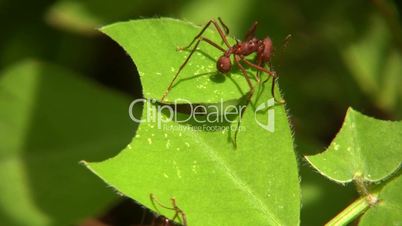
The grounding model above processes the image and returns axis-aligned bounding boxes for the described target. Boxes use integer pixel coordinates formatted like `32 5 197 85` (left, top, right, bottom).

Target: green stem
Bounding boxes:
325 196 370 226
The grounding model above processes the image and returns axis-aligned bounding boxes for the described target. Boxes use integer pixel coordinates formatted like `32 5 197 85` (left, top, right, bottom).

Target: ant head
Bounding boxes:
217 55 231 73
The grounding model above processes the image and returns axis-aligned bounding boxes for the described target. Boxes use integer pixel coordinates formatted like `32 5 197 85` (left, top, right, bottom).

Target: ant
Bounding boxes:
161 17 285 105
149 193 187 226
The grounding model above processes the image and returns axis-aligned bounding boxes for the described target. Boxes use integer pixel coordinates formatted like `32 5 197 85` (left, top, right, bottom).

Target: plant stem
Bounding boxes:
325 196 371 226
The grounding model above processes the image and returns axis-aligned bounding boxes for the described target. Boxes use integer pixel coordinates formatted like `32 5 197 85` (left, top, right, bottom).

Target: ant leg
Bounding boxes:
244 21 258 41
262 72 285 104
197 37 226 52
150 194 187 226
162 37 225 101
255 57 263 82
218 17 229 35
179 19 231 51
242 59 275 77
234 57 254 92
171 198 187 226
233 57 255 147
233 102 248 148
241 59 285 104
270 73 285 104
150 193 176 211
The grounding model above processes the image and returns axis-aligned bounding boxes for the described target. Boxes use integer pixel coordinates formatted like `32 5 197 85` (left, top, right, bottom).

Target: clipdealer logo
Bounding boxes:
128 98 275 132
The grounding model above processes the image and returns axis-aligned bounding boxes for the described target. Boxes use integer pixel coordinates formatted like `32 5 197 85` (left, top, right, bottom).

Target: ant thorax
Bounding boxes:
233 38 260 56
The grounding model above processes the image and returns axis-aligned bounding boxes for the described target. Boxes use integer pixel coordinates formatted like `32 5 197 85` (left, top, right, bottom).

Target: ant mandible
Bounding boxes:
161 17 285 104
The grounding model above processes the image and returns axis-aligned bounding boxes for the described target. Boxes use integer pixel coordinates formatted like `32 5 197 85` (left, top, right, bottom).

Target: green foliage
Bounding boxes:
306 107 402 183
0 60 135 226
1 0 402 225
359 175 402 225
85 18 300 226
342 15 402 113
306 107 402 224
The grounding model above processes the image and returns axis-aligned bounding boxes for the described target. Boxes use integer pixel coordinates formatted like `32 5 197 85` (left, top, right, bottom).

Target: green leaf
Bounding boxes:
305 107 402 183
100 18 254 103
180 0 251 35
85 82 300 225
45 1 103 34
0 60 135 225
45 0 144 34
45 0 183 34
359 174 402 225
342 15 402 113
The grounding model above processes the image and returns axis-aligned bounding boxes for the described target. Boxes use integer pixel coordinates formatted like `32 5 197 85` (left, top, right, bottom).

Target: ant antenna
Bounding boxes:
218 17 229 35
272 34 292 57
281 34 292 53
150 193 187 226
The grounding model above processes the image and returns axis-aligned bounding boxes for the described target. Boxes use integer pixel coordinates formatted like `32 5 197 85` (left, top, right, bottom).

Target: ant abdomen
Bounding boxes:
259 37 273 61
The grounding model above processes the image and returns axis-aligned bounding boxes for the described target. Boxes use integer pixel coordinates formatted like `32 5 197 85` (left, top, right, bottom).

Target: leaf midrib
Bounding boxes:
186 129 282 225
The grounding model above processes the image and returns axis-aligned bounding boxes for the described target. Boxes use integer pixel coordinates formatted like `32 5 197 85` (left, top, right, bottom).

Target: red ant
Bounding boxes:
149 193 187 226
161 17 285 104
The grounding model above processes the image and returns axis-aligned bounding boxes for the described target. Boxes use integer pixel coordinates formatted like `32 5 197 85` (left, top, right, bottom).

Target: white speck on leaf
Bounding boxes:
176 167 182 179
334 143 340 151
147 138 152 144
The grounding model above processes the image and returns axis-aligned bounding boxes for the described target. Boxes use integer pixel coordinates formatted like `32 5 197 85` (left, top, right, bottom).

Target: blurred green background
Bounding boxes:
0 0 401 225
